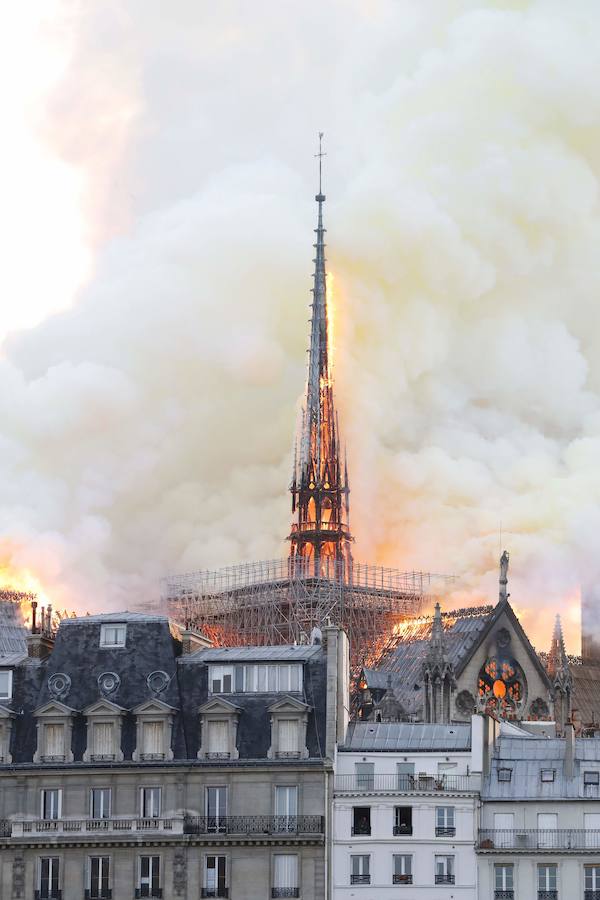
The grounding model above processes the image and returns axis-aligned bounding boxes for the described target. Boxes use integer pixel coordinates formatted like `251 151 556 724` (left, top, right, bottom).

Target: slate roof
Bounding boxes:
2 615 329 766
571 664 600 726
484 733 600 799
0 600 28 663
340 722 471 752
188 645 322 663
371 607 494 716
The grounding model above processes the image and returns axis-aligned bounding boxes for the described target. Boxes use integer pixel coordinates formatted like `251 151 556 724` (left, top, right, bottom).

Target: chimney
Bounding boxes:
564 722 575 779
180 628 212 655
27 631 55 660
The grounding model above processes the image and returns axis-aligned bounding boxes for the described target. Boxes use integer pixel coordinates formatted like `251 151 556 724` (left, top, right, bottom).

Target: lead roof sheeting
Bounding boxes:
192 645 322 662
0 601 28 658
62 611 170 625
571 665 600 726
369 608 493 715
484 735 600 799
340 722 471 751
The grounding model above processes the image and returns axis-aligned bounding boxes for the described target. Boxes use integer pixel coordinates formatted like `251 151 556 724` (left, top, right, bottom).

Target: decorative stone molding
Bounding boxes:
132 698 177 761
47 672 71 702
267 695 311 760
197 697 241 760
98 671 121 697
33 700 76 763
0 704 15 763
83 698 126 762
147 670 171 696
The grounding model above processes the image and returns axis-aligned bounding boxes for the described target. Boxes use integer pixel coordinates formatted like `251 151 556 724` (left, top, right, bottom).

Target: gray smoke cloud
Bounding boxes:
3 0 600 651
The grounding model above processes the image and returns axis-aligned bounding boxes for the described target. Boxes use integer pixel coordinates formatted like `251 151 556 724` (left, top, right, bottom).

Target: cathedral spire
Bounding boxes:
288 135 353 577
547 613 572 734
499 550 509 604
547 614 568 678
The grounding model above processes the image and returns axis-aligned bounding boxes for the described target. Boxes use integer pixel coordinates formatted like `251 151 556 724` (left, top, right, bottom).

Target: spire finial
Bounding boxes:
499 550 509 603
315 132 326 199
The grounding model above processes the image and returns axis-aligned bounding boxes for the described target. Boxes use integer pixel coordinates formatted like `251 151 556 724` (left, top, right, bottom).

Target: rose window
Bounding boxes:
478 657 525 718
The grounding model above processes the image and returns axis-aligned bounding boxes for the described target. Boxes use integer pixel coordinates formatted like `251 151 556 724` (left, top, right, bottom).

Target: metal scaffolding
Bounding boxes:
162 558 455 669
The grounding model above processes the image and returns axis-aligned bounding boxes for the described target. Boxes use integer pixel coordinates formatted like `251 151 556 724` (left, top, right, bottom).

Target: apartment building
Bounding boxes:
332 717 484 899
0 612 349 900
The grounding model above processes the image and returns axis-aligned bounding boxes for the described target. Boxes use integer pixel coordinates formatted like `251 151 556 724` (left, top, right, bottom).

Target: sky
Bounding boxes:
2 0 600 652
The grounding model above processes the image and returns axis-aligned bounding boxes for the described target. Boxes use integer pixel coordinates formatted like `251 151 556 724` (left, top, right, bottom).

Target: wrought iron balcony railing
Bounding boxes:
435 875 455 885
351 825 371 836
334 774 478 794
201 889 228 899
271 891 300 899
479 829 600 851
350 875 370 885
436 827 456 837
584 892 600 900
84 892 112 900
34 893 62 900
538 891 557 900
134 891 162 899
184 815 324 836
393 825 413 836
494 892 514 900
392 874 413 884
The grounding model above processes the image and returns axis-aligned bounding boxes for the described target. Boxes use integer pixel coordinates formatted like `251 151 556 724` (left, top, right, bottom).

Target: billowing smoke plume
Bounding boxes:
3 1 600 651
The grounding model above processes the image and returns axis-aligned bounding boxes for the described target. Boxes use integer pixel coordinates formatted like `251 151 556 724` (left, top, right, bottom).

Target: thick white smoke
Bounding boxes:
3 1 600 651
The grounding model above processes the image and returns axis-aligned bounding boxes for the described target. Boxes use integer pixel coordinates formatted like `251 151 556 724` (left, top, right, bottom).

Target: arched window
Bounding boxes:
477 657 525 719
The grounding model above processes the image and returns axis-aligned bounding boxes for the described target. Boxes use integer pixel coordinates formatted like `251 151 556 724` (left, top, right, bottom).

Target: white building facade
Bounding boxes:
332 718 484 899
478 723 600 900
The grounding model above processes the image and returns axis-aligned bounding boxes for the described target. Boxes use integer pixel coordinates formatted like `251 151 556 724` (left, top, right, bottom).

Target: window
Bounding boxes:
586 865 600 891
275 785 298 831
394 806 412 835
0 670 12 700
397 762 415 789
497 768 512 782
584 813 600 848
541 769 555 782
41 789 61 821
43 723 66 760
206 786 227 833
208 664 303 694
91 722 115 760
140 787 161 819
210 666 234 693
495 864 513 892
538 864 557 893
273 854 299 898
39 857 60 899
204 856 227 898
355 762 374 791
100 624 126 648
350 855 370 885
392 855 412 885
434 856 454 885
138 856 160 898
278 719 299 757
206 721 229 758
90 788 111 820
584 771 600 785
436 806 456 836
89 857 110 900
352 807 371 836
141 721 164 759
538 813 558 848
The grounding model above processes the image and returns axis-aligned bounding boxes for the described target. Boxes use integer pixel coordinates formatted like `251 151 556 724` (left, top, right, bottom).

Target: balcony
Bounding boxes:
334 774 478 795
84 893 112 900
184 815 324 836
34 894 62 900
478 829 600 852
538 892 558 900
436 827 456 837
435 875 455 885
271 891 299 899
201 890 228 899
494 893 514 900
393 825 413 836
392 874 413 885
134 891 162 899
350 876 370 885
10 817 183 838
584 893 600 900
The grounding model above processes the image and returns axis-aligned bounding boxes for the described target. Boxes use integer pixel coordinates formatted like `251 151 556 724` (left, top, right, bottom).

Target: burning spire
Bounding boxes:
547 614 569 679
288 134 353 577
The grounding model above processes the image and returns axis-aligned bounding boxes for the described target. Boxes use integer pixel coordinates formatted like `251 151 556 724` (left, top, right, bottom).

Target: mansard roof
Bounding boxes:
1 613 329 765
341 722 471 752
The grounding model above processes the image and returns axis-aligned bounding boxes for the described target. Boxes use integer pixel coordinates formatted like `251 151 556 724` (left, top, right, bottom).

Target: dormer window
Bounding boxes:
0 707 15 763
0 670 13 701
497 768 512 782
207 663 303 694
132 700 176 762
198 698 240 760
541 769 555 783
100 624 126 648
267 697 311 761
43 724 66 760
83 699 125 763
33 701 76 764
210 666 234 693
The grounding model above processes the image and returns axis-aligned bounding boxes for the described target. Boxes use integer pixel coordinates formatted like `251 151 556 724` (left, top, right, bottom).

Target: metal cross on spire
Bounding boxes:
315 131 326 197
